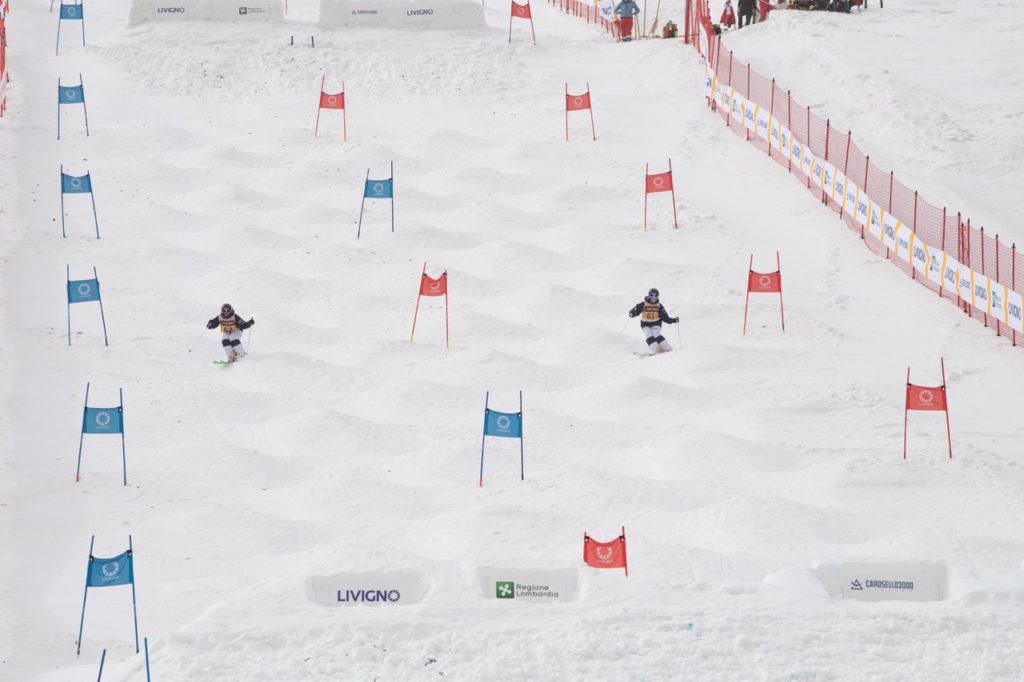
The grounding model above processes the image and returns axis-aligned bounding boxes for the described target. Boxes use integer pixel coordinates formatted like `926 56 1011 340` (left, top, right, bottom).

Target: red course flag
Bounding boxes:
903 358 953 460
511 1 531 18
566 92 591 112
742 252 785 335
748 270 781 293
583 527 628 576
420 272 447 297
645 172 673 194
319 91 345 110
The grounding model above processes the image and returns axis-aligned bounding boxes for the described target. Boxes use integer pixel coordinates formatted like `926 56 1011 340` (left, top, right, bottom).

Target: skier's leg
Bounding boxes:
658 329 673 353
228 331 244 359
648 324 669 353
221 335 234 360
643 325 659 354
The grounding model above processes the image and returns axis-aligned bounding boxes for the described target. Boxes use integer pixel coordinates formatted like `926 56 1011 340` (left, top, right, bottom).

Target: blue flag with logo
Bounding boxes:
87 551 133 588
59 2 84 19
59 84 84 104
62 173 92 194
364 178 393 199
484 410 522 438
68 278 101 304
83 406 123 434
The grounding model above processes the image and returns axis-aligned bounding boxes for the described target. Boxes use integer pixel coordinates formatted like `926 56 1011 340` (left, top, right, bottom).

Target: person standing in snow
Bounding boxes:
206 303 255 362
738 0 756 27
614 0 641 42
628 288 679 354
720 0 737 29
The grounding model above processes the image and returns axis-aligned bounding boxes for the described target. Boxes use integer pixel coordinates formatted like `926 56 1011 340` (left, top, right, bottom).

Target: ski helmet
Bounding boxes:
648 288 659 297
221 303 234 315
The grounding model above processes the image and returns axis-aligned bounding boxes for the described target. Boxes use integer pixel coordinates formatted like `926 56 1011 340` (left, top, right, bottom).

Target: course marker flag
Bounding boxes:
357 161 394 238
58 74 90 139
509 0 535 44
644 159 678 230
314 75 346 140
479 391 524 486
410 263 449 348
904 358 953 460
583 527 628 576
742 251 785 335
67 265 109 346
565 83 596 141
76 382 127 484
61 165 101 238
77 535 140 657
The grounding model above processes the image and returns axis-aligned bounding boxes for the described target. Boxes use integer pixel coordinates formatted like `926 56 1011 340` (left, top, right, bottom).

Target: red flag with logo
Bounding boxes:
583 528 628 575
511 0 531 18
420 272 447 297
906 384 947 412
566 92 591 112
319 91 345 110
748 270 781 293
645 171 673 194
903 359 953 460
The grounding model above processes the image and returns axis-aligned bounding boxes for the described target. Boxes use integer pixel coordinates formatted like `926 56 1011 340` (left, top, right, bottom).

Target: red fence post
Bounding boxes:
861 155 869 240
805 106 811 188
786 91 792 173
839 131 851 220
745 63 751 141
980 225 987 326
911 190 918 280
995 234 1001 337
886 171 893 259
823 119 831 204
1013 243 1017 346
767 79 775 159
939 207 947 298
726 52 734 129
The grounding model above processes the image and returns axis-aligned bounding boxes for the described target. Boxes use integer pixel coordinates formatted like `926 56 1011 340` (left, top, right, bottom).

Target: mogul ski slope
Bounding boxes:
2 1 1023 680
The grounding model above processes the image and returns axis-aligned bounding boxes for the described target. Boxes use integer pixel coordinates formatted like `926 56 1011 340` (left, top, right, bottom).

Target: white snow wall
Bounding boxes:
128 0 285 25
318 0 486 30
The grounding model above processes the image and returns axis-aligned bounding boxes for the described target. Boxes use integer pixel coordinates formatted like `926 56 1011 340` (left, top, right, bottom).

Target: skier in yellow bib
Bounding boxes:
628 288 678 354
206 303 255 362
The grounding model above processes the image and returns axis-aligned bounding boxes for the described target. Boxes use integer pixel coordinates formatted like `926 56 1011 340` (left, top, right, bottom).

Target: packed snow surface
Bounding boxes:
2 0 1024 680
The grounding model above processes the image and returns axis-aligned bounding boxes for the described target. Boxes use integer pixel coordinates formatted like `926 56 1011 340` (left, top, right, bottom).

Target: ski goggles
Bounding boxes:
645 296 659 303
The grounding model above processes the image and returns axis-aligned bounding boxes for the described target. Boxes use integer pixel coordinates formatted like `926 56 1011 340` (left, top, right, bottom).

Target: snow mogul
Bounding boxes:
627 288 678 354
206 303 255 363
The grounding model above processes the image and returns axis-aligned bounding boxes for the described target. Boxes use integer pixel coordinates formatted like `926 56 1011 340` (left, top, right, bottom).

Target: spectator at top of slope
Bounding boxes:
614 0 640 42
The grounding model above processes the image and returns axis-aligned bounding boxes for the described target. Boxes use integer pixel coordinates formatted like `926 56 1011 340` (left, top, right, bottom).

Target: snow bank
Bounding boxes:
815 560 948 602
127 0 284 25
318 0 485 30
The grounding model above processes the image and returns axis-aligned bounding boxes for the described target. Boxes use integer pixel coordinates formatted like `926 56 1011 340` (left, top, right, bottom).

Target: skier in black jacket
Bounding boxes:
206 303 255 362
738 0 756 27
628 288 678 354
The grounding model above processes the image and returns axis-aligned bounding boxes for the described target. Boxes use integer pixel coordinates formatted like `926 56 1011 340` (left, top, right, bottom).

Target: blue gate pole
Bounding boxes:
76 535 95 655
479 392 489 487
119 388 127 486
76 382 90 481
129 535 140 653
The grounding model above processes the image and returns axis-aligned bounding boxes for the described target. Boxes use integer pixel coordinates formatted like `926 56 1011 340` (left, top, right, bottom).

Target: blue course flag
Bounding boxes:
87 551 133 588
59 3 84 20
364 178 393 199
484 410 522 438
59 85 84 104
68 278 101 304
83 407 123 434
62 173 92 194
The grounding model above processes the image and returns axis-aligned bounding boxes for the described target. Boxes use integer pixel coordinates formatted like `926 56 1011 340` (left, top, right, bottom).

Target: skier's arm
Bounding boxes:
236 315 255 330
632 2 640 16
628 302 644 318
206 317 218 329
660 305 679 324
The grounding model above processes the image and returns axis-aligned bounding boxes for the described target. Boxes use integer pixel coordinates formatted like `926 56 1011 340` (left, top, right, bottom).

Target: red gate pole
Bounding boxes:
777 250 785 332
643 163 649 232
588 82 596 141
529 7 536 44
939 207 947 298
941 358 952 459
314 75 324 137
669 158 679 229
903 366 910 460
742 254 752 336
805 106 811 188
767 79 775 159
410 262 426 342
565 83 569 141
342 81 347 141
839 131 851 220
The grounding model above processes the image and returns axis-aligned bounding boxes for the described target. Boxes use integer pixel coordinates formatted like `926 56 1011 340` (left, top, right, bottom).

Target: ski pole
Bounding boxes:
618 318 630 335
676 324 681 347
187 328 208 353
246 324 255 354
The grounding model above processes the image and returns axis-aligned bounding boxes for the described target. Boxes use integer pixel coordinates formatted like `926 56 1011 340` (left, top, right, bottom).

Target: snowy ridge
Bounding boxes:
2 0 1024 681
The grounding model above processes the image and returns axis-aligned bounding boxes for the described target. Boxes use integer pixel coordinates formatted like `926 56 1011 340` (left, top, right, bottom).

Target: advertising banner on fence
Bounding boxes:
1007 289 1024 332
129 0 285 24
756 107 770 142
318 0 485 29
815 561 948 602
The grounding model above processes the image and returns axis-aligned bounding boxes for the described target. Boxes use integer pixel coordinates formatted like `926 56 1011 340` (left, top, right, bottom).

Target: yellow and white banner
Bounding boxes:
1007 289 1024 333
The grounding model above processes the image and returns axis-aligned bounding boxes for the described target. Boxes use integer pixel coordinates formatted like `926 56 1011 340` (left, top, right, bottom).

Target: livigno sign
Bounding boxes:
305 571 426 607
478 567 577 603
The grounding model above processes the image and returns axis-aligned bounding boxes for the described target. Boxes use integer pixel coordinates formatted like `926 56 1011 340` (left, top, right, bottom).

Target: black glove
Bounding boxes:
668 317 679 324
628 310 638 318
248 318 255 327
206 319 217 330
